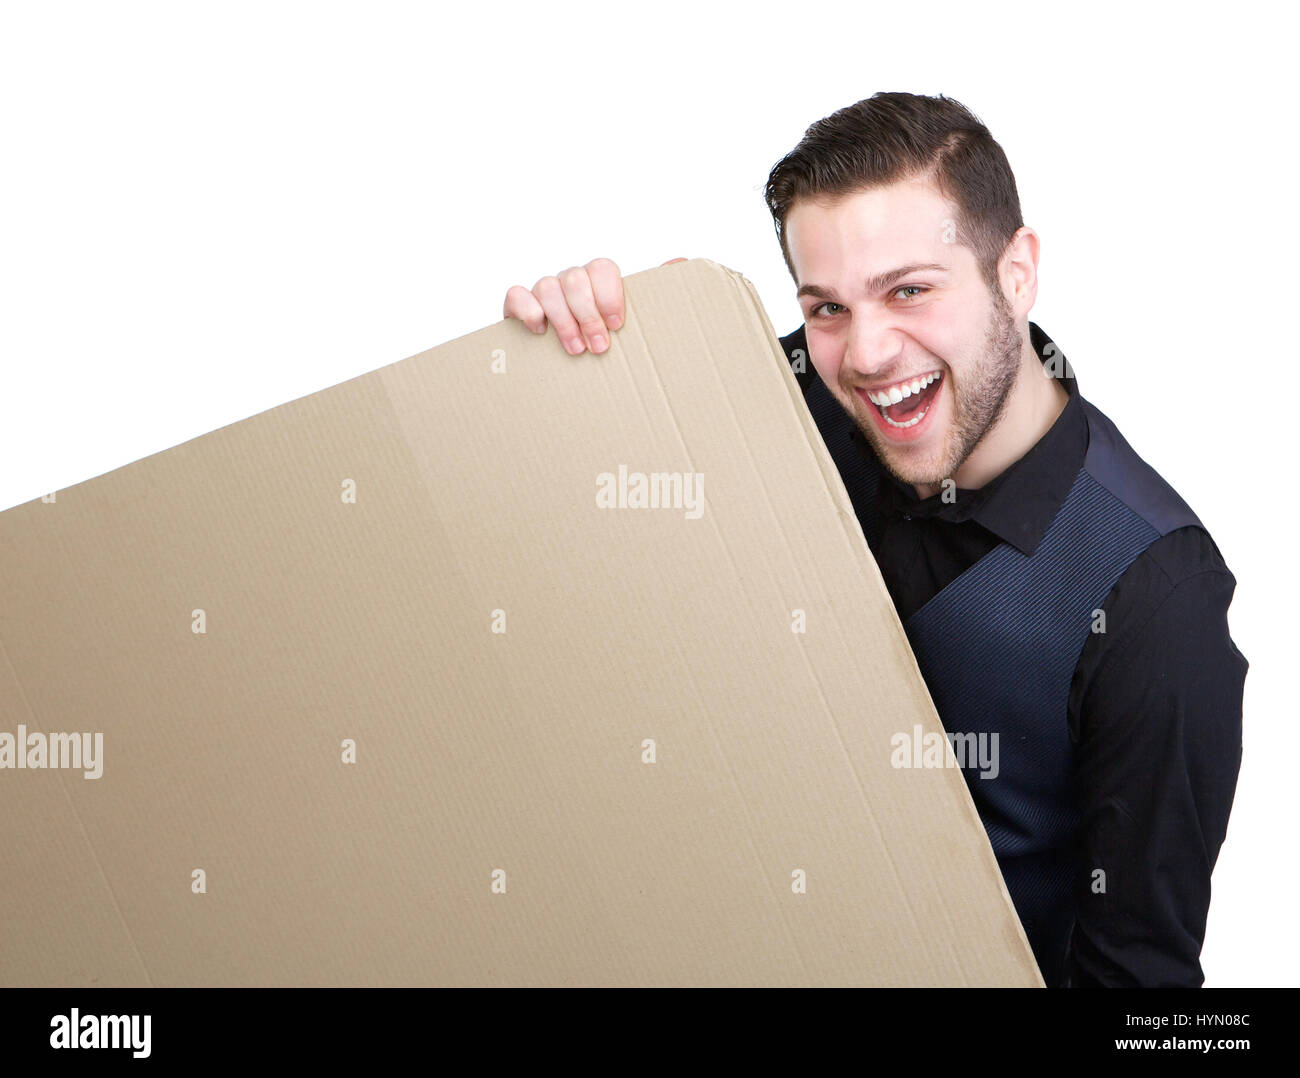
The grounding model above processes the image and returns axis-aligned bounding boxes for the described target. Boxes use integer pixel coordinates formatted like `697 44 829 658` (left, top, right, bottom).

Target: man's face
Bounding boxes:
787 179 1023 492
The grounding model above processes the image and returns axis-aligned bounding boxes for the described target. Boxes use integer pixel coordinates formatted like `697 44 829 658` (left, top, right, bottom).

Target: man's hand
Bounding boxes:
503 257 686 355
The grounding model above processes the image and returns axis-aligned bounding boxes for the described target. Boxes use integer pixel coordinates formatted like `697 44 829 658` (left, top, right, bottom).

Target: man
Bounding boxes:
502 92 1246 987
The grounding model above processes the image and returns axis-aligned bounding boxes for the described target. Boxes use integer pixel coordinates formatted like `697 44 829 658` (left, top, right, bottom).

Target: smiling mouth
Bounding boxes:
860 371 944 429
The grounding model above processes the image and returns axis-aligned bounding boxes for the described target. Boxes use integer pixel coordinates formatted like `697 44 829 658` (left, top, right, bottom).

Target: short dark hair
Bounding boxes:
763 92 1024 295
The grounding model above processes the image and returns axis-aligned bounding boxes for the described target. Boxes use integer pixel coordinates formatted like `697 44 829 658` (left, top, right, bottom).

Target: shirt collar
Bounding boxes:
850 321 1087 557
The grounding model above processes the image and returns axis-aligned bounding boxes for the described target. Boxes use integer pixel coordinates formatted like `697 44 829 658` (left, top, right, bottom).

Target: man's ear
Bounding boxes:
999 226 1040 318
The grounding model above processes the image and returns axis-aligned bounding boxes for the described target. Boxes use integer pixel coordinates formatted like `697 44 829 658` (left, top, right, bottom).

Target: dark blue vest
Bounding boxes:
801 355 1203 986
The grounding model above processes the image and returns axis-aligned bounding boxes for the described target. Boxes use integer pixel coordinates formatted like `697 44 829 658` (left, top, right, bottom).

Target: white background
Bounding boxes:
2 1 1295 986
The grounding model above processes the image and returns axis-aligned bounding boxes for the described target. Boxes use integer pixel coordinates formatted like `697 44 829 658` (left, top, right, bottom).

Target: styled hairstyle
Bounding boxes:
763 92 1024 296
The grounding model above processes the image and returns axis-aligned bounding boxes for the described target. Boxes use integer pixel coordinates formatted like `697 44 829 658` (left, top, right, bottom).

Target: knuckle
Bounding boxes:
546 303 577 331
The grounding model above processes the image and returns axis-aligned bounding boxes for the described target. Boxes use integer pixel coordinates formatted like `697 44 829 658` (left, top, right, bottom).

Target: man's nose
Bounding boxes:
843 318 905 383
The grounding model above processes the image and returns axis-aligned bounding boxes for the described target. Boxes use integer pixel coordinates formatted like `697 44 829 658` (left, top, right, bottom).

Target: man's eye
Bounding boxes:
894 285 927 300
812 302 844 317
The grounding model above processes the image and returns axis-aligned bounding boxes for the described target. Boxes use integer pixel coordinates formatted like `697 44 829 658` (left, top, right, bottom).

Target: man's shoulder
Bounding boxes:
1074 397 1239 676
1139 524 1236 591
1096 525 1238 658
1077 395 1207 541
778 324 816 395
777 323 806 355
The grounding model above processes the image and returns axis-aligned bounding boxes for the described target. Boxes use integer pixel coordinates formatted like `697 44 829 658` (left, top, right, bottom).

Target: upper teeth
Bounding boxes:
867 371 941 407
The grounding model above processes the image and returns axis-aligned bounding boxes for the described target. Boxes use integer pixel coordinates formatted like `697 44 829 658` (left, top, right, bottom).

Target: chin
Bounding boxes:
873 439 951 489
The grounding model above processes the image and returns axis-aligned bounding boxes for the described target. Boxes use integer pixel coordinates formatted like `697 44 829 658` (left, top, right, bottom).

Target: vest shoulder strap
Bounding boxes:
1080 398 1203 536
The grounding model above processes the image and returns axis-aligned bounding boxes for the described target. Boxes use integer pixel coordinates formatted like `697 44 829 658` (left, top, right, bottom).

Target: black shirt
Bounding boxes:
782 320 1247 988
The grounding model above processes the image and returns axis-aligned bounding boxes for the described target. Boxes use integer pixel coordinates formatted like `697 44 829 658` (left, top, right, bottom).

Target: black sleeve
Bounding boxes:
1064 526 1247 987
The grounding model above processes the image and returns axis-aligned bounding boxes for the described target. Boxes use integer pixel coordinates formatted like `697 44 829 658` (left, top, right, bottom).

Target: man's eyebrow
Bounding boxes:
797 262 950 302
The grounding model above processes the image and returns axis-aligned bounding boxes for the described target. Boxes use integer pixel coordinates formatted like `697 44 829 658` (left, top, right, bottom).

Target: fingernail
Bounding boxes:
566 338 584 354
590 334 607 352
607 314 622 330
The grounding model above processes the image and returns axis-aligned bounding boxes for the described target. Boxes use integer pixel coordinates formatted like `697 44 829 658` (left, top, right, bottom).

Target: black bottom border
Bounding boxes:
2 986 1288 1065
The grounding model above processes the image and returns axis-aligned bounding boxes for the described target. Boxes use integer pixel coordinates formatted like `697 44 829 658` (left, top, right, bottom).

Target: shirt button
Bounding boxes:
902 512 912 521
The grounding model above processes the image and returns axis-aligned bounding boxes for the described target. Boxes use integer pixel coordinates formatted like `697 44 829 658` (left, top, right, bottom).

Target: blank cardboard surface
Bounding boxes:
0 258 1042 986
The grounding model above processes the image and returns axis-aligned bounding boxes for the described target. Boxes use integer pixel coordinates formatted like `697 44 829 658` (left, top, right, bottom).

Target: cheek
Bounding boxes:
910 323 965 376
904 307 956 355
921 300 986 356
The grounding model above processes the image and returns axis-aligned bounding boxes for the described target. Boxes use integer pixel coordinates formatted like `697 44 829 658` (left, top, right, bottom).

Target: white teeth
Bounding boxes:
868 371 940 407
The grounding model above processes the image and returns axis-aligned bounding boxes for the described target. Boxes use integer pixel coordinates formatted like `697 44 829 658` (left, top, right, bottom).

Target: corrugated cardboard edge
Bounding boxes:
689 258 1045 987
